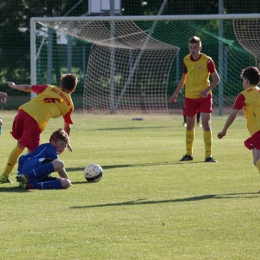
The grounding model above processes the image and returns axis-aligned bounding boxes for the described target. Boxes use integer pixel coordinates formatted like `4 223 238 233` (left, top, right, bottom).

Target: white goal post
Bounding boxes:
30 13 260 115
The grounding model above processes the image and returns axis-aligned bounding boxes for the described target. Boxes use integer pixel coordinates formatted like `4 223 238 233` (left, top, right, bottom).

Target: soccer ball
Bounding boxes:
84 164 103 183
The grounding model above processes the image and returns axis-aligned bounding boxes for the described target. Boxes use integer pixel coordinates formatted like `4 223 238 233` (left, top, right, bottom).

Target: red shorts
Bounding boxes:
244 131 260 150
11 110 42 151
184 95 213 117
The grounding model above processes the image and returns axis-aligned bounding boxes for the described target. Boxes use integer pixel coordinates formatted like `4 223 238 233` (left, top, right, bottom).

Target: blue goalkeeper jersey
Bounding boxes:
18 143 58 174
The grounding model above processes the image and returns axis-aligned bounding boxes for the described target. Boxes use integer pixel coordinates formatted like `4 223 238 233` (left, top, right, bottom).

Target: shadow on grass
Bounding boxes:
96 126 173 131
71 192 260 209
0 185 30 192
66 161 206 173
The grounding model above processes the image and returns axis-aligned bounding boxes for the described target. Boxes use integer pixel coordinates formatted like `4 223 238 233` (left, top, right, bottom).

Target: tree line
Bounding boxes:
0 0 258 95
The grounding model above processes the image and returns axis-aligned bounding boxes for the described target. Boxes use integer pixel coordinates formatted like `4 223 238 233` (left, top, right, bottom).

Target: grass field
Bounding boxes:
0 111 260 260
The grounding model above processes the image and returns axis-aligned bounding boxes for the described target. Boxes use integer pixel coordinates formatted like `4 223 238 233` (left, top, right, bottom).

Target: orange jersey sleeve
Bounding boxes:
233 94 245 110
63 108 73 124
31 85 48 93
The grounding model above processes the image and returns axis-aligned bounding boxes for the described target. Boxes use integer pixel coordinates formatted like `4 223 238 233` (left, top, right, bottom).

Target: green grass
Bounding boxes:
1 111 260 260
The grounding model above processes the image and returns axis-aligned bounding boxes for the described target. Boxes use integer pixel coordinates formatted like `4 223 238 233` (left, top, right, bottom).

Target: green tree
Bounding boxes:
0 0 88 92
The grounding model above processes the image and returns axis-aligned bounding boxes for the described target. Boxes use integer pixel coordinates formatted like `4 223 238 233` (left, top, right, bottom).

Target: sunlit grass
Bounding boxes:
0 111 259 260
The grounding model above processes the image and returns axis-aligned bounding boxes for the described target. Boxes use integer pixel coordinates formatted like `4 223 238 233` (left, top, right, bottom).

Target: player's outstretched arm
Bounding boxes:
6 82 32 92
218 109 239 139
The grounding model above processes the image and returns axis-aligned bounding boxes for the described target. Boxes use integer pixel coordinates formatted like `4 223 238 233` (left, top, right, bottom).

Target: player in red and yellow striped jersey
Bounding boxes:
218 66 260 174
0 73 78 183
170 36 220 162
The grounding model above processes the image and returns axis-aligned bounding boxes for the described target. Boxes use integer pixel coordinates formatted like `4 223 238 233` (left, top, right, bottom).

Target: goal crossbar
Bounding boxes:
31 13 260 23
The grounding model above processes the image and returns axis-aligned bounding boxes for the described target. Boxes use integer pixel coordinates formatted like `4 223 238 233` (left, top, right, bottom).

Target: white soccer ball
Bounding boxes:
84 164 103 183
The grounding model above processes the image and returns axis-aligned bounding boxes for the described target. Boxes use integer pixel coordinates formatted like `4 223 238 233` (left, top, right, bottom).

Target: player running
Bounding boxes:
218 66 260 175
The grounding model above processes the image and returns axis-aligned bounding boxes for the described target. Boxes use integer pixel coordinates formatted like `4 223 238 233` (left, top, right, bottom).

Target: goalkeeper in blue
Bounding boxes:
16 128 72 190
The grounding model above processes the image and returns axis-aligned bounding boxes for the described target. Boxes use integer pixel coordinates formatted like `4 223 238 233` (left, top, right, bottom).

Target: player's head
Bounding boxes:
188 36 202 57
240 66 260 87
60 73 78 93
49 128 69 155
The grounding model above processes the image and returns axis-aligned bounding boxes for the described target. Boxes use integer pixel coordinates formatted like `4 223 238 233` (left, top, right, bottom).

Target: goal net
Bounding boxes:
31 14 260 115
233 18 260 68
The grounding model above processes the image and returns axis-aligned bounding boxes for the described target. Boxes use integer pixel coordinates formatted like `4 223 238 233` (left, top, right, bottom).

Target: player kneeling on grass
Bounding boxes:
16 128 72 190
218 66 260 175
